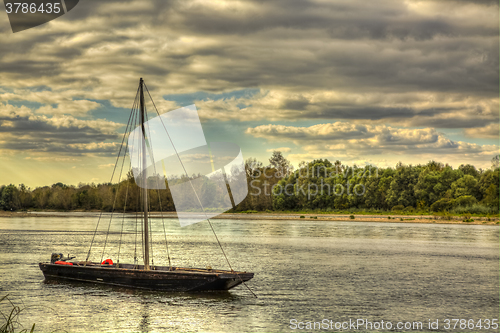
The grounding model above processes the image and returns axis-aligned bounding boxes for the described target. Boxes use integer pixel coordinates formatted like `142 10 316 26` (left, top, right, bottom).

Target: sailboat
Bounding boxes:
39 78 254 292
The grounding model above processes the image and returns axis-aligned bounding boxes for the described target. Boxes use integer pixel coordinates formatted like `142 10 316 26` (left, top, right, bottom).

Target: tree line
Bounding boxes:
0 153 498 214
269 157 499 214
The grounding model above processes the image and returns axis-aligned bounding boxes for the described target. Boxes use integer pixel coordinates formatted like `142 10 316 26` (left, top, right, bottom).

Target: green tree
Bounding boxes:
269 151 293 178
491 155 499 169
0 185 19 211
450 175 480 200
415 166 462 207
479 168 499 208
386 164 421 209
17 184 32 209
458 164 479 178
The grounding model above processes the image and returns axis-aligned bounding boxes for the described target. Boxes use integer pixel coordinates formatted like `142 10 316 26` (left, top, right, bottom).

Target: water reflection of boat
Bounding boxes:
39 78 254 292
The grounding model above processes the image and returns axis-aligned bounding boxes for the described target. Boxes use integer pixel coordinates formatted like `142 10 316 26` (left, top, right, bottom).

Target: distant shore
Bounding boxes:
0 210 498 225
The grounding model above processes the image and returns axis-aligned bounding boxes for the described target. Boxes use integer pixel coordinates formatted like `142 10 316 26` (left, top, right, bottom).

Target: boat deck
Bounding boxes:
39 262 254 291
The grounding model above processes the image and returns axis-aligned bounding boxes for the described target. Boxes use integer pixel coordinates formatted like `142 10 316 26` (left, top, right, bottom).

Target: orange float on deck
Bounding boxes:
101 259 113 265
54 261 73 265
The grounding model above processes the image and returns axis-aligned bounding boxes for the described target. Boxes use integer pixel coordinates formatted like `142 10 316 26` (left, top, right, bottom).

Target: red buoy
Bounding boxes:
101 259 113 265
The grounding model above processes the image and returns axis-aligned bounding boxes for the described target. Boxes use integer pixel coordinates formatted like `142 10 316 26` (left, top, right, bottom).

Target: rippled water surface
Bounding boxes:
0 215 498 332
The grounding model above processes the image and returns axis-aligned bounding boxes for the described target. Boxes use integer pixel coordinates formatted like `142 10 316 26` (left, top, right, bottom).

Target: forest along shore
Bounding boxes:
0 211 498 225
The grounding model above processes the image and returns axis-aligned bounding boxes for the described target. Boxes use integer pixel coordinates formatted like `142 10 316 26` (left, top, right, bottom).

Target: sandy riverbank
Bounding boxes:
0 210 498 225
215 213 500 225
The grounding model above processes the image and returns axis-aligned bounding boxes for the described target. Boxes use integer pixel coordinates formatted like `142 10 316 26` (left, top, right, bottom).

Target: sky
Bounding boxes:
0 0 498 188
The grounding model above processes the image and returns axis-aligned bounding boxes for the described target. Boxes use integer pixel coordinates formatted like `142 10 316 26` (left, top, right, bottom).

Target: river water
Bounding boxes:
0 215 498 332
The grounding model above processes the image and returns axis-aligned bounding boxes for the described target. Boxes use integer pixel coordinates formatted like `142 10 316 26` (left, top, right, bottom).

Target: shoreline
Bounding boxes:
1 210 498 226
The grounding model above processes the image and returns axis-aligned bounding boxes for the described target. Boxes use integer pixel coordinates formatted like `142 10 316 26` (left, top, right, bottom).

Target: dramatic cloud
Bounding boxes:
266 147 292 153
464 123 500 139
0 103 122 155
36 99 102 116
195 90 499 130
0 0 497 185
0 0 497 105
246 122 498 165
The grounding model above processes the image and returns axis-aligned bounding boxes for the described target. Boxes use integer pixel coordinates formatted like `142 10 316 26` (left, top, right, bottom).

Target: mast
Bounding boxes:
139 78 150 270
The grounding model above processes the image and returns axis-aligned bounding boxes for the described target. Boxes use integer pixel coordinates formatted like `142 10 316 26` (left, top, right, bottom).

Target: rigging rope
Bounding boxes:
100 104 137 264
85 86 140 263
117 103 140 267
134 190 139 266
85 80 255 298
140 185 145 264
133 106 140 267
144 82 257 297
148 194 154 267
143 107 173 269
117 181 130 267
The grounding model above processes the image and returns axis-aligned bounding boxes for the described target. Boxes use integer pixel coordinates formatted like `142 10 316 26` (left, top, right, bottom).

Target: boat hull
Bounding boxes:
39 263 253 292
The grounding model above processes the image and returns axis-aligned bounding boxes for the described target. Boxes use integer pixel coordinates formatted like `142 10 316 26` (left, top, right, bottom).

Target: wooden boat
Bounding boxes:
39 79 254 292
39 263 253 292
